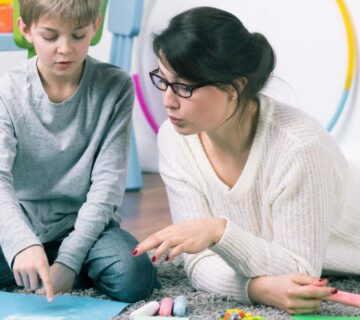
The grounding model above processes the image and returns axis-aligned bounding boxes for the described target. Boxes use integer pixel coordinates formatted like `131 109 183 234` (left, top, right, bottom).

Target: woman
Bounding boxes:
132 6 360 314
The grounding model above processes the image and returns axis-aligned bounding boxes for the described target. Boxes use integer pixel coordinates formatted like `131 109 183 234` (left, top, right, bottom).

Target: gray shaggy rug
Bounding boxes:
118 257 360 319
3 256 360 319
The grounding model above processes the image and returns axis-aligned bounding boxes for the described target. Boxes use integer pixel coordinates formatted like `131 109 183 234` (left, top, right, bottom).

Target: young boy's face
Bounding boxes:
19 15 100 81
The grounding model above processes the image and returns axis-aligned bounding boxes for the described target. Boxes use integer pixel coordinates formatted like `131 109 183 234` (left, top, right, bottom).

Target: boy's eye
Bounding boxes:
43 35 58 42
72 34 86 40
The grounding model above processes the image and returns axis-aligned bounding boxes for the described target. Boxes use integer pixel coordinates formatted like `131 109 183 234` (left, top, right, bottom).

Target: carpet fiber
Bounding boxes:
3 257 360 319
118 257 360 319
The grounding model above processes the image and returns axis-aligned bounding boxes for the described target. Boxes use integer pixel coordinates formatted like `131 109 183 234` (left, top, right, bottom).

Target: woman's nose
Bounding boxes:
162 86 179 109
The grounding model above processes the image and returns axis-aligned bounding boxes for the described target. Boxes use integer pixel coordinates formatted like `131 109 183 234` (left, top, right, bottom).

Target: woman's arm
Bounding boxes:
248 274 336 314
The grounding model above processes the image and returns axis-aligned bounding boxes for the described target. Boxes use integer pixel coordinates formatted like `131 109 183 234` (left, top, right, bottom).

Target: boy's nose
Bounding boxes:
57 38 73 55
162 87 180 110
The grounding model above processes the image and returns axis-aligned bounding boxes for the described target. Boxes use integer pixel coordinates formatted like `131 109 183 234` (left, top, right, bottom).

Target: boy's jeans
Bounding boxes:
0 220 159 302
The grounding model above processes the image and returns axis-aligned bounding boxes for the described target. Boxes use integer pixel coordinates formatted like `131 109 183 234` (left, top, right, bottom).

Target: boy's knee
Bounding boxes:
96 253 158 302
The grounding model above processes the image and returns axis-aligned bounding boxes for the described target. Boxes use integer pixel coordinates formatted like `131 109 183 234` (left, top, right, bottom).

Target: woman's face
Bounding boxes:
158 59 238 136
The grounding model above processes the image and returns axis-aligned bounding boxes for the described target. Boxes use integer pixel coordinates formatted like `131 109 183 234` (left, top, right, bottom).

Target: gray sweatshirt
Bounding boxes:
0 55 134 274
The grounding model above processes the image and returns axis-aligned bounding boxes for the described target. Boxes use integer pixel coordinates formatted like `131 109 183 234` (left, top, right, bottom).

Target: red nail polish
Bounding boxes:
151 256 157 263
318 278 326 282
131 249 138 255
331 288 338 294
165 256 170 261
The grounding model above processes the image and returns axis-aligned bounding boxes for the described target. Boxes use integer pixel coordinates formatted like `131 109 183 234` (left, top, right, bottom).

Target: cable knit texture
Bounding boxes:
157 94 360 303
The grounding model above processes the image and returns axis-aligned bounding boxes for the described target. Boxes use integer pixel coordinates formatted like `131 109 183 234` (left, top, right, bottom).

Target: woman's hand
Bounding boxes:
13 245 54 302
248 273 336 314
35 262 76 295
132 218 226 261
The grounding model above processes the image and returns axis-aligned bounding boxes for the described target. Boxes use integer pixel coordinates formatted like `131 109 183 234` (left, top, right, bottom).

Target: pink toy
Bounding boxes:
327 290 360 307
159 297 173 316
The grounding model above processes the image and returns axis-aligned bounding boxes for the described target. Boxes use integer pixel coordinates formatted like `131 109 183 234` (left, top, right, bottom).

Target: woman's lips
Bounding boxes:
169 116 183 125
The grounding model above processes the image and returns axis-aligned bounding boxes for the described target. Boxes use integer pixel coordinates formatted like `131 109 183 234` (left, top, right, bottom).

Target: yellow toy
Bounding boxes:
217 308 265 320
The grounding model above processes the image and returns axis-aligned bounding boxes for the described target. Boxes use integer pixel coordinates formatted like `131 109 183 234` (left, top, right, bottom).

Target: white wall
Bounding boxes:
1 0 359 170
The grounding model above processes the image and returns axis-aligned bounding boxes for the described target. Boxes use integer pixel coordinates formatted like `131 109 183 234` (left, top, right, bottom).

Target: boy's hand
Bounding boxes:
248 273 335 314
13 245 54 302
36 262 76 295
133 218 227 262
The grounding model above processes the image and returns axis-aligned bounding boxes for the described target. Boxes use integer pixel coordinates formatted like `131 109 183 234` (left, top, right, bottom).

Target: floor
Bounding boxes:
120 173 172 241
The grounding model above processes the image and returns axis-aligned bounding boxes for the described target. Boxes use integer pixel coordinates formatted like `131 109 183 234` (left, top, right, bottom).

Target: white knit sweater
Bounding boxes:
157 94 360 303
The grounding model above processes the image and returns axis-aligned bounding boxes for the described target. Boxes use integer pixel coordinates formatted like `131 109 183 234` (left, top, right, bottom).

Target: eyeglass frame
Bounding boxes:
149 68 223 98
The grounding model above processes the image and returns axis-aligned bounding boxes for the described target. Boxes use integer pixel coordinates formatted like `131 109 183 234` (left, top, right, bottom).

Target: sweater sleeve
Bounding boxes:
158 123 252 303
55 78 134 274
0 97 41 267
211 140 344 278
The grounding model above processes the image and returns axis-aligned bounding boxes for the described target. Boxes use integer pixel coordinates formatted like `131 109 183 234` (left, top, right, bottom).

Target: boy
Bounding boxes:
0 0 157 303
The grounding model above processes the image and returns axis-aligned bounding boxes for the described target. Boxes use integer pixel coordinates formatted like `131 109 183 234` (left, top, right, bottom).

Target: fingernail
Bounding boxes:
331 288 338 294
165 256 170 261
318 278 326 282
131 248 138 255
151 256 157 263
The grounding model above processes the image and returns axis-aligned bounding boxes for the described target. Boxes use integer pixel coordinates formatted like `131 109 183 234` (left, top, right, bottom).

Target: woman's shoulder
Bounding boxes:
261 95 332 146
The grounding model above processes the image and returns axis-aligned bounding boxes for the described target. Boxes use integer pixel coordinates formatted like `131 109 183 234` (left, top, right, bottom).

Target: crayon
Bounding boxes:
158 297 173 316
133 317 189 320
130 301 160 319
173 295 188 316
326 290 360 307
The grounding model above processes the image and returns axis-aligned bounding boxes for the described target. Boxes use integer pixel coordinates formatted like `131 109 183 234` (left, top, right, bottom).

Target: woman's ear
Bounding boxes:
237 77 248 92
17 17 33 44
229 77 248 101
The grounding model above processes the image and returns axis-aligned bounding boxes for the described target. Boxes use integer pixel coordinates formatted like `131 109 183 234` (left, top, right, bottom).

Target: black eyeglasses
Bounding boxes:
149 68 218 98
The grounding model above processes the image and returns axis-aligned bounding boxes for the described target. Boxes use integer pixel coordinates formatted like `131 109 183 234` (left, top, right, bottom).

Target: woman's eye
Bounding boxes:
178 84 192 94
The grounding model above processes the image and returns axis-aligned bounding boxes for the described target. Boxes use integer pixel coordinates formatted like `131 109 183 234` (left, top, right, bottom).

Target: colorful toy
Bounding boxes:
133 317 189 320
173 295 188 317
130 301 160 319
217 308 265 320
326 289 360 307
158 297 173 316
0 0 13 33
326 0 356 131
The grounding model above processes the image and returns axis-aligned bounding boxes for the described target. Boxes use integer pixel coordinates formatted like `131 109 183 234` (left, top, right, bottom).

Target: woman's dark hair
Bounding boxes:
153 6 276 109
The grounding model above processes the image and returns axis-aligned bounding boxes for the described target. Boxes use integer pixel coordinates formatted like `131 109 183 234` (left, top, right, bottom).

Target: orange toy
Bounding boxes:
0 0 13 33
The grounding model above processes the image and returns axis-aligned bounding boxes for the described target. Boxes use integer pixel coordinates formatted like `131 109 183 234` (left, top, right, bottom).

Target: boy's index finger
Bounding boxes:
38 267 54 302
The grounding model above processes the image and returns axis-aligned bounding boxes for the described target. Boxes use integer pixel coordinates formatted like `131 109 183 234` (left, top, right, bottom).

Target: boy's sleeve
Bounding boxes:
0 97 41 267
55 77 135 274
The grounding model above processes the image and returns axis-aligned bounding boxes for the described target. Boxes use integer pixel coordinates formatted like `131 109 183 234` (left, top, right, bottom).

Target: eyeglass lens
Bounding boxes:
151 73 193 98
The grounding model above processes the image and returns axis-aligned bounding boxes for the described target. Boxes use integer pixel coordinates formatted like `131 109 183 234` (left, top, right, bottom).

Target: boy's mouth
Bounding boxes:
56 61 72 68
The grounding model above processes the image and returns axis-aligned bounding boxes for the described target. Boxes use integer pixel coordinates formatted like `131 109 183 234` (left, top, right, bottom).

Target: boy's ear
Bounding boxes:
17 17 34 44
92 15 102 35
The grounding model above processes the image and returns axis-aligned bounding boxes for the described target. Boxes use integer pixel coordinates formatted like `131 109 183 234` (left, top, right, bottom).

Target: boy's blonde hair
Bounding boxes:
19 0 101 27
